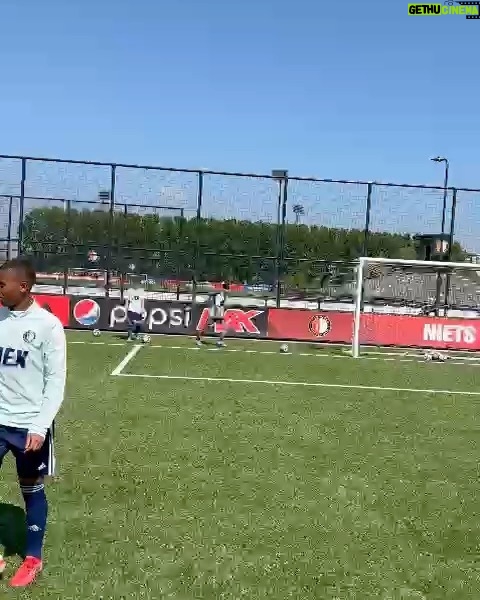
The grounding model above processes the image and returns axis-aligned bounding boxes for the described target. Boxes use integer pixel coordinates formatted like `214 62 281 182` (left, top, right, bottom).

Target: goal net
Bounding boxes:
352 257 480 357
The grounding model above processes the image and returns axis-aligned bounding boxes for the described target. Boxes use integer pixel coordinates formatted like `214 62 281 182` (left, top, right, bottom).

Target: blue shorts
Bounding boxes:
127 311 144 325
0 424 55 478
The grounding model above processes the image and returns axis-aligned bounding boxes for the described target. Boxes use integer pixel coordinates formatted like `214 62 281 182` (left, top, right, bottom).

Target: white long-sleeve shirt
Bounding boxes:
0 301 66 437
209 291 225 308
125 287 146 315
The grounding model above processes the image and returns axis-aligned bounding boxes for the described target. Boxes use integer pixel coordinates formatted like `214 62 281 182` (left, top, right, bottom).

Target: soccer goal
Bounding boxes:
352 257 480 357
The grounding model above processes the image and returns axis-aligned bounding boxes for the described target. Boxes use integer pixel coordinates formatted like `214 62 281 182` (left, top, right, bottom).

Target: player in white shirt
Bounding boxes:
124 286 147 341
0 257 66 587
195 282 230 347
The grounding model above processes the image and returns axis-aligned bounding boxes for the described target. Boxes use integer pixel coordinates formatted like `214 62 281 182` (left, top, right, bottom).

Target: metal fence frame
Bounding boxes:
0 154 478 304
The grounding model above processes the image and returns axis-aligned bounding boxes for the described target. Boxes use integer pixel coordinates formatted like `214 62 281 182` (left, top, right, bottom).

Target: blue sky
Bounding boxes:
0 0 479 249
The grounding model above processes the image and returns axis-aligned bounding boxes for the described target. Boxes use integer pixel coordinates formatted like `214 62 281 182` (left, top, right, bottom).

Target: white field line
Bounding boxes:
69 328 352 348
67 329 480 358
68 340 480 367
116 372 480 397
111 344 143 376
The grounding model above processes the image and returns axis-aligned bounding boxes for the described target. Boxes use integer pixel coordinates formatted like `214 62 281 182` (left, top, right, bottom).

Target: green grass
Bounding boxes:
1 332 480 598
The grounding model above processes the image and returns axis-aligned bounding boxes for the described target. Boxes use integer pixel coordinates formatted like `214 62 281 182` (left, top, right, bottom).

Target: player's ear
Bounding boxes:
19 280 29 293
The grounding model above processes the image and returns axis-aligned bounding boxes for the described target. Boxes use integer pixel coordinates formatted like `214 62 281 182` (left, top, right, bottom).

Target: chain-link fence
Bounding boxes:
0 154 476 305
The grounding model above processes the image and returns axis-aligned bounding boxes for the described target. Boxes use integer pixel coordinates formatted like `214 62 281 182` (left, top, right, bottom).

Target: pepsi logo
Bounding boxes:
74 298 101 326
308 315 331 337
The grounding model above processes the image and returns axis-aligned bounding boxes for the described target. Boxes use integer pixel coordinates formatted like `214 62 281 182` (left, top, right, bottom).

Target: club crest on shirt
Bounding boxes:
23 330 36 343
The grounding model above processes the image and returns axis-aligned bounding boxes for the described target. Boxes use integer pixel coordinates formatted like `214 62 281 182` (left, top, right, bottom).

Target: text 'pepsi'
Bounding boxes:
109 305 192 330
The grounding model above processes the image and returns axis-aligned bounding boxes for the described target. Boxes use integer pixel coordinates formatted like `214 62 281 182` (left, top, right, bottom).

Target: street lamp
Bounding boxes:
430 156 449 234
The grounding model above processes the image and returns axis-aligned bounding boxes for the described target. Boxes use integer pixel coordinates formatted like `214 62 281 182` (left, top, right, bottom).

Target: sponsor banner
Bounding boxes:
267 309 353 342
194 306 267 337
33 294 70 327
70 297 106 330
268 309 480 350
361 314 480 350
108 300 194 333
68 297 268 336
67 296 480 351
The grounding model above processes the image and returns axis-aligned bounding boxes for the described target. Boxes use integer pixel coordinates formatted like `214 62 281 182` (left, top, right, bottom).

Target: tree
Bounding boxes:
21 206 467 282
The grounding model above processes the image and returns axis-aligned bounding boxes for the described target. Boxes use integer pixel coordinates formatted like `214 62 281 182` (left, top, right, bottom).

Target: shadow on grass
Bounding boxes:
306 343 347 355
112 333 128 342
0 503 25 558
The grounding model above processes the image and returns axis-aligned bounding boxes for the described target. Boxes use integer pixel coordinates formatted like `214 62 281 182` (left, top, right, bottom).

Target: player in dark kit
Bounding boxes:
0 258 66 587
195 281 230 347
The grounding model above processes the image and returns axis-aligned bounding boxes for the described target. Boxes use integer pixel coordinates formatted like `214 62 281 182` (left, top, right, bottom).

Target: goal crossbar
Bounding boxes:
357 256 475 270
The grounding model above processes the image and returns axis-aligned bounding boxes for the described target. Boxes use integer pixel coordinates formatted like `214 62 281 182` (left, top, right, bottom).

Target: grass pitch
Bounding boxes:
1 332 480 599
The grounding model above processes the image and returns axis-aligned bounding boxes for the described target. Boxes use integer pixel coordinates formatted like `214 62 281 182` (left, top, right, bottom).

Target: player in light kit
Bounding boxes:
125 285 147 341
195 281 230 347
0 258 66 587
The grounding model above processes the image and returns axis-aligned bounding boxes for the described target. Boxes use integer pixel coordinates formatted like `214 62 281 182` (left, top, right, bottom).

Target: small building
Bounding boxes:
414 234 450 261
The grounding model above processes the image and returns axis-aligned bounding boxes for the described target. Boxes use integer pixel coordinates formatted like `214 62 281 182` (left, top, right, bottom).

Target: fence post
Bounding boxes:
196 170 203 220
105 164 116 298
6 196 13 260
447 187 457 254
274 179 282 308
62 198 71 295
17 158 27 254
444 187 457 309
192 171 204 296
362 182 373 256
275 173 289 308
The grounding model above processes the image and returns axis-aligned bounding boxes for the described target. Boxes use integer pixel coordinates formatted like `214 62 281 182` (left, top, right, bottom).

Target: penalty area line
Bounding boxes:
115 372 480 396
111 344 143 376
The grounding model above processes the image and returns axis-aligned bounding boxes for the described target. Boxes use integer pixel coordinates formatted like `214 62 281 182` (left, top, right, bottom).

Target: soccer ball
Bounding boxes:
424 350 447 362
92 329 101 337
142 334 151 344
280 343 289 353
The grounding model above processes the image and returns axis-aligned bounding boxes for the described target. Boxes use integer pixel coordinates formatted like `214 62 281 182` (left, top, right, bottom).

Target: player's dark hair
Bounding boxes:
0 256 37 288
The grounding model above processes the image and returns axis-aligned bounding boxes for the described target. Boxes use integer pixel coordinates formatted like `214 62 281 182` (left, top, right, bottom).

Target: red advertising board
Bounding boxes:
33 294 70 327
360 313 480 350
267 308 480 351
268 309 354 343
196 307 266 336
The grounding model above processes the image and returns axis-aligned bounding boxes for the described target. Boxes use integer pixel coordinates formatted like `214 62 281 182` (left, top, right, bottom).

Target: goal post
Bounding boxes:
352 256 480 357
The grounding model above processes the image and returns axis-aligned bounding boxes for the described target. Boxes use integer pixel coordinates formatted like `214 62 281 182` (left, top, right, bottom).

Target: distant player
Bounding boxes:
125 285 147 341
0 257 66 587
196 282 230 347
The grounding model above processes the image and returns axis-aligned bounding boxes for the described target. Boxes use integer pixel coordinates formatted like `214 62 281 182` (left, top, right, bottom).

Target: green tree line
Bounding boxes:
22 207 466 284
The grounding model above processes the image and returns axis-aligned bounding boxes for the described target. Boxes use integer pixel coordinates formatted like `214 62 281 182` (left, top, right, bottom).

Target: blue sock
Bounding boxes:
21 483 48 559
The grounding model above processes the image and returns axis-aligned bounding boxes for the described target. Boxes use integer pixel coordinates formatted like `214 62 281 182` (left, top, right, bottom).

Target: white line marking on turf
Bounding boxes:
69 329 480 358
69 328 353 348
111 344 143 376
70 340 126 346
68 339 480 367
116 372 480 396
